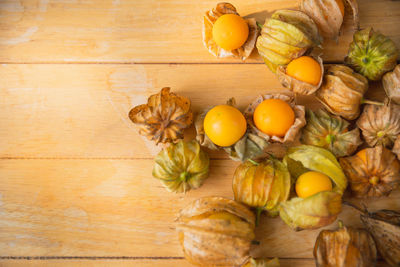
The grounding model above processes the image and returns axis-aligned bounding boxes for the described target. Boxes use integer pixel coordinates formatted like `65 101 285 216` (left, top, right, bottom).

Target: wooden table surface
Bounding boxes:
1 0 400 266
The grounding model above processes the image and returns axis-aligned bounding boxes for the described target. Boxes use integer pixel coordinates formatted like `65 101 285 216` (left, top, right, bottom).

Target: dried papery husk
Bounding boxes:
394 136 400 160
242 257 280 267
360 209 400 266
195 98 269 162
345 27 399 81
356 100 400 148
339 146 400 198
301 109 362 157
313 221 377 267
152 140 209 193
256 9 322 72
316 65 368 120
233 157 291 223
244 94 306 144
301 0 359 40
276 55 324 95
280 145 347 230
345 203 400 267
383 64 400 104
176 196 255 267
203 2 259 60
129 87 193 144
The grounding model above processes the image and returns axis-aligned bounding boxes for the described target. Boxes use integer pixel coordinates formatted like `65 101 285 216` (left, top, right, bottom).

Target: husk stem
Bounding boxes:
361 98 384 106
248 159 259 166
255 207 263 226
343 201 368 214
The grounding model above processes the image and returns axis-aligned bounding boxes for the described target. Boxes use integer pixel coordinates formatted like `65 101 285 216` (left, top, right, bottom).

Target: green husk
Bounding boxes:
152 140 209 193
345 27 399 81
301 109 362 157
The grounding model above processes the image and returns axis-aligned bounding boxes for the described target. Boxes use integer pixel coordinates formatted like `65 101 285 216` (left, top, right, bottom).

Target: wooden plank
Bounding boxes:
0 159 399 258
0 0 399 63
0 64 386 159
0 258 346 267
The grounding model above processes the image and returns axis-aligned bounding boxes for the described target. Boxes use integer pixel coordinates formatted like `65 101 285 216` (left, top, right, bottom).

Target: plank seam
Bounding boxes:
0 256 315 260
0 157 231 160
0 61 348 65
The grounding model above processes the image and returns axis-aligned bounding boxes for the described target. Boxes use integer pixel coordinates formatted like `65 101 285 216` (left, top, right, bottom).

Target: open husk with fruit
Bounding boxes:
301 109 362 157
301 0 359 40
356 100 400 148
233 157 291 223
314 221 377 266
203 2 259 60
316 65 368 120
276 55 324 95
340 146 400 198
243 94 306 144
280 145 347 230
129 87 193 144
256 9 322 72
195 98 269 162
176 197 255 266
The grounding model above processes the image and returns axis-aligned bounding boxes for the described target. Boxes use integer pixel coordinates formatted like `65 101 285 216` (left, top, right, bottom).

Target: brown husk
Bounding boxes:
356 100 400 148
360 209 400 266
128 87 193 144
383 64 400 104
243 94 306 143
276 55 324 95
339 146 400 198
176 196 255 267
301 0 359 40
203 2 259 60
316 65 368 120
394 136 400 160
313 222 377 267
195 98 269 162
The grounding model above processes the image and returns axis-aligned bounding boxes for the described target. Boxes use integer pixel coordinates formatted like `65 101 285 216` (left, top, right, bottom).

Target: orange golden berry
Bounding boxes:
253 99 295 137
286 56 322 86
296 171 333 198
204 105 247 147
356 149 367 164
212 14 249 51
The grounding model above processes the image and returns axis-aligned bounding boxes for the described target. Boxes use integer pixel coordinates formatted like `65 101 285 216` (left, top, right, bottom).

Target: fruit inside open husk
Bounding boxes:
301 0 359 40
256 9 322 72
345 27 399 81
176 197 255 266
233 157 291 224
313 221 377 267
242 257 280 267
383 64 400 104
129 87 193 144
356 100 400 148
339 146 400 198
152 140 209 193
301 109 362 157
276 55 324 95
316 65 368 120
244 94 306 144
280 145 347 230
203 2 259 60
195 98 269 162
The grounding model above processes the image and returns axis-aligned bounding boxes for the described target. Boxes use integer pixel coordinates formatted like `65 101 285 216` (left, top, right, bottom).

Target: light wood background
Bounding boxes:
0 0 399 266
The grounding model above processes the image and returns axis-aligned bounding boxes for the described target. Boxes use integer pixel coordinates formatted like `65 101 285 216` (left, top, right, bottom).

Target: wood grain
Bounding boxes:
0 63 386 159
0 0 399 63
0 159 399 258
